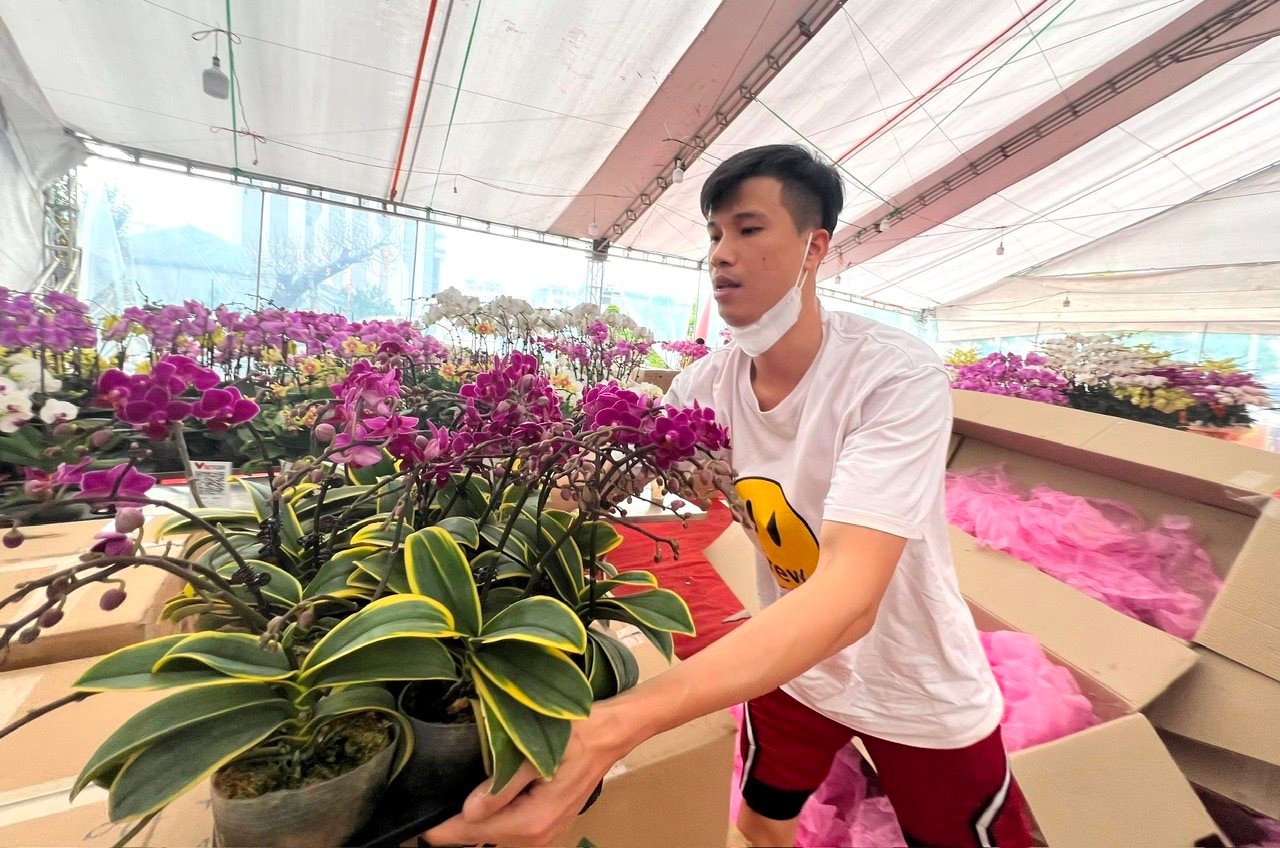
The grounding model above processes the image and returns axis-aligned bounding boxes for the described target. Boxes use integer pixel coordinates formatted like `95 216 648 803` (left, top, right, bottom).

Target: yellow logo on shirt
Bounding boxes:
735 477 820 590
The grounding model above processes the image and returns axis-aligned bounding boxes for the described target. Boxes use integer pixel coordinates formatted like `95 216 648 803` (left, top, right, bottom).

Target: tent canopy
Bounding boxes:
2 0 1279 327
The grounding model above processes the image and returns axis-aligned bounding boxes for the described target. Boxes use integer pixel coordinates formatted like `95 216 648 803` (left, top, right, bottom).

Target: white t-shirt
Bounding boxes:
666 309 1002 749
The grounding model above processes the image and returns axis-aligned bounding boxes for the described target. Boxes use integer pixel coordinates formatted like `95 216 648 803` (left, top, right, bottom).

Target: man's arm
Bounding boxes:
425 520 904 847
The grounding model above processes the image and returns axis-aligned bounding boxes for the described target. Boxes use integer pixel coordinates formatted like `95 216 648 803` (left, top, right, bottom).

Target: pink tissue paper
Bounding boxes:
946 467 1222 638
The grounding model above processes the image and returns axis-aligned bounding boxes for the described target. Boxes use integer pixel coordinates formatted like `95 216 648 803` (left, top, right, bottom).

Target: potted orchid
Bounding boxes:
0 341 736 847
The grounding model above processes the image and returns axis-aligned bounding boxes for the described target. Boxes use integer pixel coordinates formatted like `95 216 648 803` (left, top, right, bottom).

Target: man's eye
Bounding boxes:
742 227 761 235
708 234 721 244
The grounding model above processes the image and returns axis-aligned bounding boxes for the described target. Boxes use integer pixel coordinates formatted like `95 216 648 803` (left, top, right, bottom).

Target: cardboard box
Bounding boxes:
962 552 1221 848
950 389 1280 683
0 518 114 565
0 656 164 840
1147 647 1280 819
636 368 679 394
0 629 737 848
564 626 736 848
0 550 185 671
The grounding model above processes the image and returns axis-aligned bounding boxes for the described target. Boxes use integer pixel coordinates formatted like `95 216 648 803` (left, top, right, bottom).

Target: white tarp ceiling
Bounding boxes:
1 0 1279 323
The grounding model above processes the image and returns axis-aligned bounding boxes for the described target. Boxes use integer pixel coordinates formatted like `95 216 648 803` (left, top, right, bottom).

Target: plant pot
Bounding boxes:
394 685 486 794
211 734 396 848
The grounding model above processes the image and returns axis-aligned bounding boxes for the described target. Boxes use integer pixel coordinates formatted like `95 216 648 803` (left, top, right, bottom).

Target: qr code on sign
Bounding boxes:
192 462 233 506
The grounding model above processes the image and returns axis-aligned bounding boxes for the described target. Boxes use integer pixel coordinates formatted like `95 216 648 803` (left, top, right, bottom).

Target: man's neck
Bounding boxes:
747 297 824 411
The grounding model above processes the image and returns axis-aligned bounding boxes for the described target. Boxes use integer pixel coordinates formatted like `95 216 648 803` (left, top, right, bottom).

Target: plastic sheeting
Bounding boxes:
2 0 1280 323
0 18 86 284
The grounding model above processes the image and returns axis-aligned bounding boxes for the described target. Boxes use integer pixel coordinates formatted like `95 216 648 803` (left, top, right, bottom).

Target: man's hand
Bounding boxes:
423 701 635 847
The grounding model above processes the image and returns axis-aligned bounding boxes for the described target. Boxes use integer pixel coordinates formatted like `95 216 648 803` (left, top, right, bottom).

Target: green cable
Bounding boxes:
755 96 889 204
225 0 240 172
429 0 483 210
867 0 1082 187
756 0 1080 207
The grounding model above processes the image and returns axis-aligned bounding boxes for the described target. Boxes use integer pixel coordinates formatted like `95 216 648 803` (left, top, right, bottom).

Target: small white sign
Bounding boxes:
190 460 233 507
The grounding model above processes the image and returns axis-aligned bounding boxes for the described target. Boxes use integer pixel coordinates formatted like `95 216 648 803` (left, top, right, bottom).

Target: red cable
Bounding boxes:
389 0 442 201
1168 92 1280 156
834 0 1059 165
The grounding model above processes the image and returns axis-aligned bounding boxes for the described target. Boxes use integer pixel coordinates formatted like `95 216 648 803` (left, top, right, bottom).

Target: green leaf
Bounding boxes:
307 637 458 689
235 478 273 522
291 485 374 518
472 672 571 781
197 534 261 570
106 699 296 820
538 524 585 605
592 590 694 635
376 476 406 515
472 549 529 583
154 633 294 681
471 641 592 720
435 516 481 550
480 520 532 564
152 510 257 540
303 546 379 598
478 697 526 794
350 521 408 548
405 527 481 635
574 521 624 557
586 629 640 699
352 548 410 594
278 501 306 558
578 571 660 604
481 585 525 620
215 560 303 608
475 597 587 654
300 595 457 684
73 636 227 692
75 682 286 797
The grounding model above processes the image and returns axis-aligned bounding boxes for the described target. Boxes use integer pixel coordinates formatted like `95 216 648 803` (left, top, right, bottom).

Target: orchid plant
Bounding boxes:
0 343 738 833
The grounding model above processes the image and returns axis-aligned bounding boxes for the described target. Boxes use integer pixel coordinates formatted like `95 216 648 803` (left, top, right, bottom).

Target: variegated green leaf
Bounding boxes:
405 527 480 635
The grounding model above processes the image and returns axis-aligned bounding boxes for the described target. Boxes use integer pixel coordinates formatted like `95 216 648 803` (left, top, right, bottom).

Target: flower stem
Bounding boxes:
171 423 207 509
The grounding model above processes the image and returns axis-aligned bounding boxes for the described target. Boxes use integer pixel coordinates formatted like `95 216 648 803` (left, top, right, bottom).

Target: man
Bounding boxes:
427 145 1032 847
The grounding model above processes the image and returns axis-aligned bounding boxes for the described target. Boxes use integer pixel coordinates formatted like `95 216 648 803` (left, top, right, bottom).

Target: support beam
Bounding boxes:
824 0 1280 275
549 0 846 242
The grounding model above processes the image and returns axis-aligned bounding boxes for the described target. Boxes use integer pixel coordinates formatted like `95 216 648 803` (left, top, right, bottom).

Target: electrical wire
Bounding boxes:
429 0 484 210
389 0 442 201
833 0 1064 164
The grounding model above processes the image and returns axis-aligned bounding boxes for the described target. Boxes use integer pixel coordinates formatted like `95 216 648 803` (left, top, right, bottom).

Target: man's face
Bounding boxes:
705 177 818 328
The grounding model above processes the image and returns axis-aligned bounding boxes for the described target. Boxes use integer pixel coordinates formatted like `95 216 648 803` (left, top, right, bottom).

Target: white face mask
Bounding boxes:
728 231 813 357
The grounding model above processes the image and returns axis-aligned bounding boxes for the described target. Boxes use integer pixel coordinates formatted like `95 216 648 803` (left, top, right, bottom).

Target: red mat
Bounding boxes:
608 501 748 658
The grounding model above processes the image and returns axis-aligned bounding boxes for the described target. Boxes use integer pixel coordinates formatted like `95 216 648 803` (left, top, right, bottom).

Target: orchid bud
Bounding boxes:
3 529 24 549
90 429 113 449
309 468 326 483
315 423 336 444
41 447 63 459
99 588 127 611
53 423 75 438
18 626 39 644
39 608 64 629
22 479 51 501
298 607 316 629
114 508 145 534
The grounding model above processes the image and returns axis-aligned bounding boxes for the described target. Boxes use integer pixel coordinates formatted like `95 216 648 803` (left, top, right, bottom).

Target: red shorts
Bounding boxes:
741 687 1033 847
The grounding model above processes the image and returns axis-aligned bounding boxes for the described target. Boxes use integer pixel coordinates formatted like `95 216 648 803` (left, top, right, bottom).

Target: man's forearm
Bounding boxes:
599 525 902 754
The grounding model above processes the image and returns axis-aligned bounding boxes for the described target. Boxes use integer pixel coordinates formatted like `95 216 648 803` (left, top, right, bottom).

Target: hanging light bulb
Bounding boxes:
1062 295 1072 308
877 217 892 233
995 239 1005 256
834 274 843 286
672 160 685 184
588 221 601 238
203 54 229 100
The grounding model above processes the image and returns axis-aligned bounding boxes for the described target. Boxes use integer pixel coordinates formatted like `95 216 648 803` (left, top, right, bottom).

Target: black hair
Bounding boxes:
699 144 843 234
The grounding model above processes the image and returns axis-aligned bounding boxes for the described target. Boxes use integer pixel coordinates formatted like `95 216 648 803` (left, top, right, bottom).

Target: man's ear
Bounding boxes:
807 228 832 272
